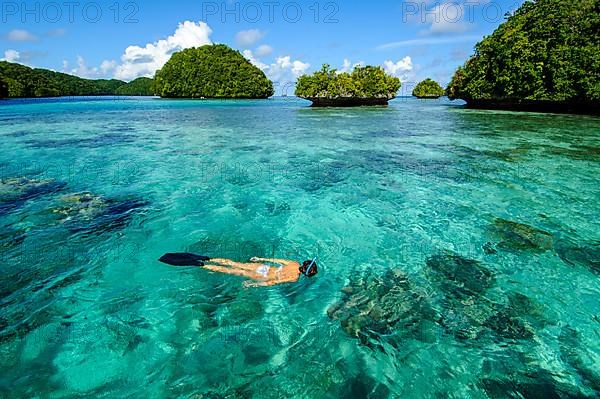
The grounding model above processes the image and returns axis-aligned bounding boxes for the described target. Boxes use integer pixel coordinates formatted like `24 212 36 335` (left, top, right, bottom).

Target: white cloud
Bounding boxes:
243 49 268 71
383 56 414 81
422 3 471 35
235 29 265 47
6 29 37 42
377 35 480 50
64 56 116 79
68 56 100 78
243 50 310 94
100 60 117 74
255 44 273 57
2 49 20 62
114 21 213 81
338 59 364 74
46 28 66 38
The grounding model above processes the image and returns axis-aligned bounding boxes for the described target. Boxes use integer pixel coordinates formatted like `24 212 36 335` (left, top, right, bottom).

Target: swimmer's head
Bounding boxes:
300 259 318 277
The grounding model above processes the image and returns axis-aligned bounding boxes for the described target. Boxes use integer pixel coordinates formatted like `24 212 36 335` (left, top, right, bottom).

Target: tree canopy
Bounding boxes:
295 64 401 99
154 44 274 99
115 77 155 96
413 78 445 98
0 61 127 97
0 79 7 99
0 61 159 98
447 0 600 107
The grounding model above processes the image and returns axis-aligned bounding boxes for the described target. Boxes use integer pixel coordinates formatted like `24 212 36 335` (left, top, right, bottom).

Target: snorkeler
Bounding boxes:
159 253 319 287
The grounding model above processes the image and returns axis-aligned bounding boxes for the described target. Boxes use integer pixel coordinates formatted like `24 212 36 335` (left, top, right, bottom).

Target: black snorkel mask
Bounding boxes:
302 256 318 277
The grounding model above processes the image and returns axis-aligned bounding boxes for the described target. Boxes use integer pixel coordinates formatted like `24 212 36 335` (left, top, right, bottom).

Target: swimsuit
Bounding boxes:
256 263 284 279
256 265 270 278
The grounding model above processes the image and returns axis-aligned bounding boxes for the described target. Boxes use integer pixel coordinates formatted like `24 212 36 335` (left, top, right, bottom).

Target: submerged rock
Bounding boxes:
0 177 66 215
0 227 26 249
52 192 148 233
52 192 109 220
555 239 600 275
264 200 291 216
480 369 589 399
425 253 539 341
327 268 435 348
559 326 600 393
425 253 496 299
489 218 554 252
483 242 498 255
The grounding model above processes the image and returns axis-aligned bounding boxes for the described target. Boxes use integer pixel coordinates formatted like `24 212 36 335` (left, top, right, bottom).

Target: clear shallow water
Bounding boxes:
0 96 598 398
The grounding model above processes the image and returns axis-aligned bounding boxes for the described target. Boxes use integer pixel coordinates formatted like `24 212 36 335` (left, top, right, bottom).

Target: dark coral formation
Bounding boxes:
489 218 554 252
51 192 148 234
327 268 435 348
0 177 66 215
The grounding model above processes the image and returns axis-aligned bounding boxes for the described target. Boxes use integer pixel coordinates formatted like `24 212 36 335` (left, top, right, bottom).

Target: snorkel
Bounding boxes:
302 256 318 277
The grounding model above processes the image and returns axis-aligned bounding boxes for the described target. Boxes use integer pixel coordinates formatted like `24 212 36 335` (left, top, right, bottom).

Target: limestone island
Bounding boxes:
295 64 401 107
0 60 155 97
447 0 599 115
154 44 274 99
412 78 445 99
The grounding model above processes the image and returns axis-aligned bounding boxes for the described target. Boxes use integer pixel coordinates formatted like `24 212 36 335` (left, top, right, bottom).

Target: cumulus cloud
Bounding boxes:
2 49 20 62
5 29 37 42
62 56 116 79
338 59 364 74
113 21 213 81
383 56 414 81
243 50 309 95
235 29 265 47
242 49 268 70
255 44 273 57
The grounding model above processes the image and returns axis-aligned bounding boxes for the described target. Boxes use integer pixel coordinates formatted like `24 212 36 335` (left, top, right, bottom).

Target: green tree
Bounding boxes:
447 0 600 107
413 78 445 98
0 61 131 98
295 64 401 99
154 44 274 98
116 77 155 96
0 78 7 98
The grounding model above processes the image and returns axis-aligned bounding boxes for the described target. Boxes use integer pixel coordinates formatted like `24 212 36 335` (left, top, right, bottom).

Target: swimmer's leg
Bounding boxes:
209 259 261 272
203 265 261 280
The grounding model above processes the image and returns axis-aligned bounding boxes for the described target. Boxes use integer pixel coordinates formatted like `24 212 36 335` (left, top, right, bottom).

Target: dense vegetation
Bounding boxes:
447 0 600 110
413 78 445 98
154 44 274 98
0 79 7 99
0 61 157 98
115 77 155 96
295 64 401 99
0 61 124 97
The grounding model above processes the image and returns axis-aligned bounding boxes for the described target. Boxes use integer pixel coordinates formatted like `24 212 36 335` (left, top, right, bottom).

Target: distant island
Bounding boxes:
0 61 154 98
295 65 401 107
154 44 274 99
114 77 154 96
447 0 599 115
412 78 445 99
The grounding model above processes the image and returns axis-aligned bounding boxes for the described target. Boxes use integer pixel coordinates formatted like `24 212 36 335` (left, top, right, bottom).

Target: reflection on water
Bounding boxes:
0 97 598 398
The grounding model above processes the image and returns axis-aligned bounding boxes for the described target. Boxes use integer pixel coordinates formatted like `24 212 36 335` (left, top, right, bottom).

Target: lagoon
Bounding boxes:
0 97 598 397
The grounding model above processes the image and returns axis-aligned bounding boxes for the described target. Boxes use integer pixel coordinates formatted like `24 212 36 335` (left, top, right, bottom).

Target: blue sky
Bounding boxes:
1 0 524 94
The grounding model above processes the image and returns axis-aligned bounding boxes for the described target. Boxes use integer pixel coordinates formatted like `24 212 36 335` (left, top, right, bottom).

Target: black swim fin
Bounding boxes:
159 253 211 267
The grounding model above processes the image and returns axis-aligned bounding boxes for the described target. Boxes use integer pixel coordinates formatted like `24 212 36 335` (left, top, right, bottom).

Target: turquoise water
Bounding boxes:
0 96 598 398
